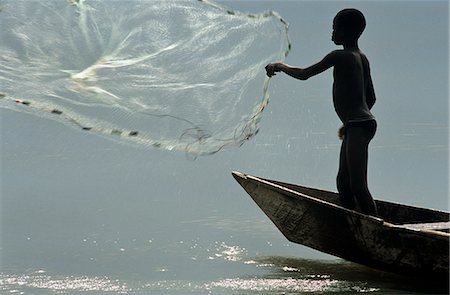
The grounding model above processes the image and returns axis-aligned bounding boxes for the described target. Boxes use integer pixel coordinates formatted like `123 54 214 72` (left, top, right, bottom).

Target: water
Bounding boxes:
1 109 448 294
1 258 443 294
1 1 448 294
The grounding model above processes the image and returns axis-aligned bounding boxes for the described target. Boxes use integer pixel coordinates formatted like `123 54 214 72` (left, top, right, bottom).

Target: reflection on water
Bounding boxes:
2 257 447 294
206 278 367 293
255 257 449 294
0 272 129 294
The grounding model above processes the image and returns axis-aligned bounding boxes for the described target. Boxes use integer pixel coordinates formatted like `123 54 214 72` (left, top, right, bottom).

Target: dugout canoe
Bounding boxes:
232 171 449 280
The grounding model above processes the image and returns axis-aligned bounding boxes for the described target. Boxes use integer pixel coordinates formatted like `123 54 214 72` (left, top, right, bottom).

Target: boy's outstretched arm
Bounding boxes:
266 51 336 80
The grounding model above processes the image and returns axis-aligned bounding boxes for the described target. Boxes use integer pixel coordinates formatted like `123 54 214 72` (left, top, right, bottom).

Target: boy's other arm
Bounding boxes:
366 74 376 109
266 51 336 80
362 56 376 109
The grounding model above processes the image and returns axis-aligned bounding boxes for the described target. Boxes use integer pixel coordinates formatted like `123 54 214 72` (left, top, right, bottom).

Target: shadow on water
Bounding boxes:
256 256 449 294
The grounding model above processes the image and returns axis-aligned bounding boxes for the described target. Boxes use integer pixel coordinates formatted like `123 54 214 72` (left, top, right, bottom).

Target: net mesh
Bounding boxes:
0 0 290 156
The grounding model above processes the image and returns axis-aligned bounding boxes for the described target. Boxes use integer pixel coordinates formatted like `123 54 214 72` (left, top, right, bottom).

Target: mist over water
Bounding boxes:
1 0 448 294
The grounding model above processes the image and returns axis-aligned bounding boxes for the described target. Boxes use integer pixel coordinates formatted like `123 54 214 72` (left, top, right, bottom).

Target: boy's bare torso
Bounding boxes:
332 49 375 125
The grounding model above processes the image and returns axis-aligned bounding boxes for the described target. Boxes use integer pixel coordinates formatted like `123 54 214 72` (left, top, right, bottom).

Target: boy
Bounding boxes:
265 8 378 216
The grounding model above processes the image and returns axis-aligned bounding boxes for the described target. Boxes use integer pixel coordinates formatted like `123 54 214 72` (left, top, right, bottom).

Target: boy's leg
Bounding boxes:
337 135 357 210
345 121 378 216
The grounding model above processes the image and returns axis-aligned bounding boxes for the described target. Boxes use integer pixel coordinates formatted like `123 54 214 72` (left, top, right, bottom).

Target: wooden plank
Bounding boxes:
398 221 450 231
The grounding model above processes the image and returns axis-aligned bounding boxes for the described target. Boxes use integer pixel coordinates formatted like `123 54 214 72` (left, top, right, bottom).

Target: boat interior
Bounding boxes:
260 176 450 234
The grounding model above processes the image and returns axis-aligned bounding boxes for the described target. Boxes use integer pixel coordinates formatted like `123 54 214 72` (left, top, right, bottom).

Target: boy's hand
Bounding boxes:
265 63 276 77
265 62 282 77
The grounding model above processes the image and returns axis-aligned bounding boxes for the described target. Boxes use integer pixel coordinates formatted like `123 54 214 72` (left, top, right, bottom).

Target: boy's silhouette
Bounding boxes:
266 8 378 216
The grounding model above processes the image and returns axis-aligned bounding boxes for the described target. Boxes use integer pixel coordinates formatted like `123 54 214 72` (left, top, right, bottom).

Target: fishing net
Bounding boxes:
0 0 290 156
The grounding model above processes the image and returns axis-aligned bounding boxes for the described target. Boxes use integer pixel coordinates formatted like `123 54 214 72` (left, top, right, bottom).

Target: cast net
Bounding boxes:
0 0 290 156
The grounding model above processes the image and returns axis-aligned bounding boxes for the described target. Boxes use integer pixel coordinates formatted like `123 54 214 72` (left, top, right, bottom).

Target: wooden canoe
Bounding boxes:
232 171 449 280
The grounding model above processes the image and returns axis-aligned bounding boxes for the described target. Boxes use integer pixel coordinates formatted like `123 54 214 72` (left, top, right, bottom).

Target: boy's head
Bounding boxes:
332 8 366 44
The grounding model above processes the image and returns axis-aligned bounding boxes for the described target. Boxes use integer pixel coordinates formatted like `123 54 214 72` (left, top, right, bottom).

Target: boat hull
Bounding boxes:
232 172 449 280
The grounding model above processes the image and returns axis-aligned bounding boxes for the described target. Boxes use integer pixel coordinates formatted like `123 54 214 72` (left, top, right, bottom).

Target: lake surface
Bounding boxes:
1 1 448 294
